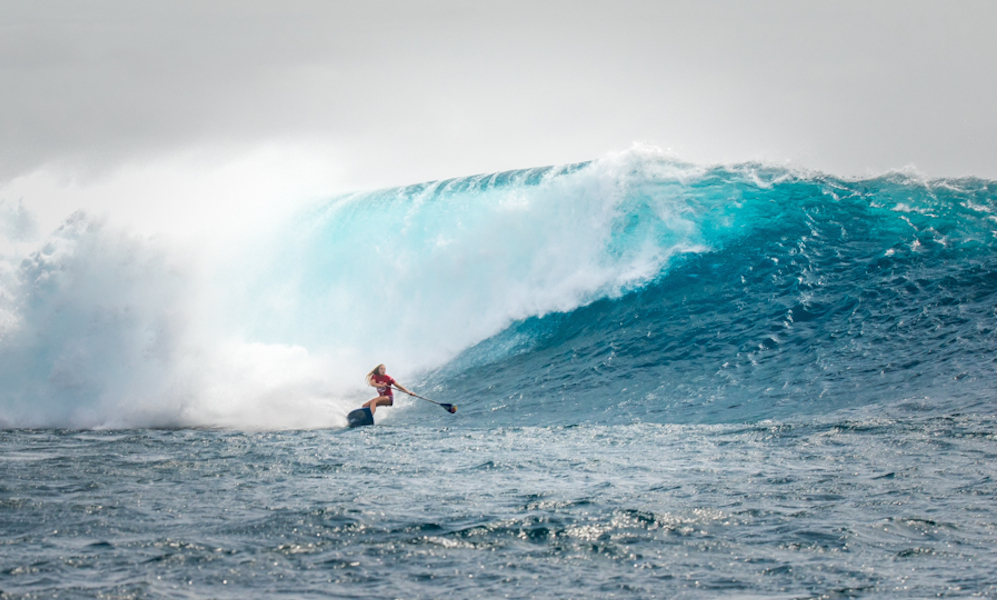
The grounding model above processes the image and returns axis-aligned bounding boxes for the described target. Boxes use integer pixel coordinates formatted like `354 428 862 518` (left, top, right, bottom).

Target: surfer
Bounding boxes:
362 364 413 415
347 365 455 426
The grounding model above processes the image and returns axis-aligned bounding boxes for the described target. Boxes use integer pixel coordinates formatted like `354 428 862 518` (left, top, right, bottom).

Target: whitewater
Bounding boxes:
1 147 996 598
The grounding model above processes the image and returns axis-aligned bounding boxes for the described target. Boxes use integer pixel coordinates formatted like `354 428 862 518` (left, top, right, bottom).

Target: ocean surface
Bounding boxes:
2 148 996 598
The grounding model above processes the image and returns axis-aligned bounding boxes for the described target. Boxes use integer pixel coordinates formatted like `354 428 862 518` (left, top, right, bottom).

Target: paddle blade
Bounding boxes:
442 404 457 414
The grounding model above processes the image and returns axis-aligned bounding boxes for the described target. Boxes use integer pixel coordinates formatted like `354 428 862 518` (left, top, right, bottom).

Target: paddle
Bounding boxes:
394 387 457 414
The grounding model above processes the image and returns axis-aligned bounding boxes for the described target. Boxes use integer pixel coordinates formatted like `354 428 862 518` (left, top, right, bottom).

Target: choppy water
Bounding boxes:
2 149 997 596
2 403 996 599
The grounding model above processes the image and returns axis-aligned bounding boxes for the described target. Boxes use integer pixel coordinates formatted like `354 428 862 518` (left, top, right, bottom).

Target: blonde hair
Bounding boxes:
366 364 386 385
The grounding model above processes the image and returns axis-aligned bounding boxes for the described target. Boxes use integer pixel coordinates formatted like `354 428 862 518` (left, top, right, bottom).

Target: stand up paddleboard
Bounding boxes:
347 407 374 428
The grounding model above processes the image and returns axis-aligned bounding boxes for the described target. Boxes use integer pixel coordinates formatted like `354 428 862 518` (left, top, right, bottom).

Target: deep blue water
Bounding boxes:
2 150 997 597
2 408 996 599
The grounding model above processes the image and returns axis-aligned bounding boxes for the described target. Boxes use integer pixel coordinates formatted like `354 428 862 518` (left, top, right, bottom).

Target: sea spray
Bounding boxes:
0 213 352 429
0 213 192 427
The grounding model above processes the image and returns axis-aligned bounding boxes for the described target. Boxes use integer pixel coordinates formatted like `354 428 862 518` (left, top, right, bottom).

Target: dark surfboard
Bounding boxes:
347 407 374 428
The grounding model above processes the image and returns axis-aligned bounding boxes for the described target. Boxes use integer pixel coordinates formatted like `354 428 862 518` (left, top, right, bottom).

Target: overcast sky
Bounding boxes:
2 0 996 237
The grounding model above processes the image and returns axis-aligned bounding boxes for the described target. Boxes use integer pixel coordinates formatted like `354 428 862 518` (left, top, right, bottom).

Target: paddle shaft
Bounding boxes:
394 387 440 404
392 386 456 413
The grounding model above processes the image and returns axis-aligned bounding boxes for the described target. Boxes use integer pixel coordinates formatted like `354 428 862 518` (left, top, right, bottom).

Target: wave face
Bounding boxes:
2 148 996 428
417 159 997 426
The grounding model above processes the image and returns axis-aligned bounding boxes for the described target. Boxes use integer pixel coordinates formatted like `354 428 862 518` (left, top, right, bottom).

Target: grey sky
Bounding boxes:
1 1 996 234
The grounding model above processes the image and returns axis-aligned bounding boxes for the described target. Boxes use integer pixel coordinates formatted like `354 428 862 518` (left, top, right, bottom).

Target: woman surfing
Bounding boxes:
362 364 413 415
346 364 457 427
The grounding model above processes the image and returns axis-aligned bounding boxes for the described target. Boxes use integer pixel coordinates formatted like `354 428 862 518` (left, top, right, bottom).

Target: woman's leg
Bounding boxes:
363 395 392 414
